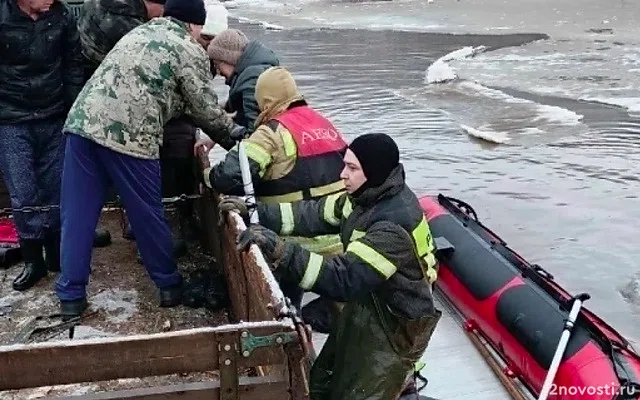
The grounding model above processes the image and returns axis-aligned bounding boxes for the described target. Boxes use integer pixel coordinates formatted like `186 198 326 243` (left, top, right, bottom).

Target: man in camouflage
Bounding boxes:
78 0 229 250
55 0 239 318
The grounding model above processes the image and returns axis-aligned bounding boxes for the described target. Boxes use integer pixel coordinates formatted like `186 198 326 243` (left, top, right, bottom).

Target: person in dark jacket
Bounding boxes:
230 133 441 400
207 28 279 133
78 0 166 80
0 0 85 291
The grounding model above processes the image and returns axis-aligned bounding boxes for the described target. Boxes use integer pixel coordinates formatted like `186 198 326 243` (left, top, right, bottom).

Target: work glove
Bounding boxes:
236 224 290 269
219 196 249 221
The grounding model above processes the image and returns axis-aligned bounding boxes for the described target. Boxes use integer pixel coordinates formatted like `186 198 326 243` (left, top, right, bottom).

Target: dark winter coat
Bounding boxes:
0 0 85 124
77 0 148 77
225 40 279 132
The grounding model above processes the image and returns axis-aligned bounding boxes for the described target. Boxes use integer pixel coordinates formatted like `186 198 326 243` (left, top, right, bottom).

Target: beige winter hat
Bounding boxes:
207 29 249 66
202 0 228 37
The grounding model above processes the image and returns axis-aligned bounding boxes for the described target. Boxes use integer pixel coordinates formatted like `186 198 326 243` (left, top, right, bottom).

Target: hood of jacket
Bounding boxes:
254 66 305 127
233 40 278 78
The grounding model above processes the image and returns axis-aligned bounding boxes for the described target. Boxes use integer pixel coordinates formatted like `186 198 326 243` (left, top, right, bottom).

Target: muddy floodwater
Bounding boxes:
227 20 640 342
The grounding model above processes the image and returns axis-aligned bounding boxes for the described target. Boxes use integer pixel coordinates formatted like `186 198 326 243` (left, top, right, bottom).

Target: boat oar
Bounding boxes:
538 293 591 400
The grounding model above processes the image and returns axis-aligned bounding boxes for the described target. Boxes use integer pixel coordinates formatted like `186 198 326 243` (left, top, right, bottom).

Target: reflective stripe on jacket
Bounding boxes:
258 164 438 314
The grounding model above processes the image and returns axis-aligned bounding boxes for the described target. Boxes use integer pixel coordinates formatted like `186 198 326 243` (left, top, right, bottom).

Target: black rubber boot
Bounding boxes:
13 239 47 291
43 230 61 272
159 283 183 308
93 228 112 247
60 298 88 321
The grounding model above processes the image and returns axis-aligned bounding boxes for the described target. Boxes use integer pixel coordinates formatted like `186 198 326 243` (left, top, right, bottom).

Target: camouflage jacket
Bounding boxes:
78 0 148 73
64 17 236 159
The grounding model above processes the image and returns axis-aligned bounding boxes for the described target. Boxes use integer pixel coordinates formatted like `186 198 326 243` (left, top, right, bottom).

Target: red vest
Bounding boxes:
273 105 347 157
255 105 347 203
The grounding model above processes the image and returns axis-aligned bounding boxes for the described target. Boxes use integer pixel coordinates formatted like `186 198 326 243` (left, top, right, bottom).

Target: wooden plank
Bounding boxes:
222 212 286 323
0 325 293 391
221 213 292 379
221 212 249 322
240 250 281 323
50 376 290 400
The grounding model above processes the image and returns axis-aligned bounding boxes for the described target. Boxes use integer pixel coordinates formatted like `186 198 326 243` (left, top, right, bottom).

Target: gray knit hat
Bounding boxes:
207 29 249 65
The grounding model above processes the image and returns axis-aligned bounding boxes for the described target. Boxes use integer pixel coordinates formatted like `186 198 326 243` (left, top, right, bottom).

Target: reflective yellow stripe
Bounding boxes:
349 229 365 242
411 217 438 283
425 264 438 283
203 167 213 189
346 241 397 279
288 234 343 255
279 203 294 235
412 218 432 257
423 253 437 270
300 252 323 289
323 192 342 226
309 180 345 198
243 142 271 176
342 198 353 219
280 128 297 158
257 182 345 205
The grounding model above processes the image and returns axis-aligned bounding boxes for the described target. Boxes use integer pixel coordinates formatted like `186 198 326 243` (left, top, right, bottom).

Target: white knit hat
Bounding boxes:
202 0 229 37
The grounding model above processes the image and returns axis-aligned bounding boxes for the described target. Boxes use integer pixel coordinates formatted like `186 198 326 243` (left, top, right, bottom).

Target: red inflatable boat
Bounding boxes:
420 194 640 400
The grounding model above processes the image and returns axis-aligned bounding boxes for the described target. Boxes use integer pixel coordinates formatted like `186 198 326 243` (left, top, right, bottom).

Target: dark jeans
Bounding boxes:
55 135 182 301
0 118 65 239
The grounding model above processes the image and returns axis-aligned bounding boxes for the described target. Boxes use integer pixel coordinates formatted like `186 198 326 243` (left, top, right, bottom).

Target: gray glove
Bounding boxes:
236 224 290 269
219 196 249 220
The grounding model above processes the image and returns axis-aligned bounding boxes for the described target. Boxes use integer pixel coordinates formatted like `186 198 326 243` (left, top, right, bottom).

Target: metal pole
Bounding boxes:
538 293 591 400
237 141 259 224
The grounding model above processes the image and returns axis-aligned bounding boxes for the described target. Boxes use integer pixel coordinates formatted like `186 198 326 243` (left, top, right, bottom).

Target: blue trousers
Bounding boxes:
55 134 182 301
0 118 65 239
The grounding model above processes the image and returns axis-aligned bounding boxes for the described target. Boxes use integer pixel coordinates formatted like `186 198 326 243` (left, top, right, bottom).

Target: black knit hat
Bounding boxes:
163 0 207 25
348 133 399 187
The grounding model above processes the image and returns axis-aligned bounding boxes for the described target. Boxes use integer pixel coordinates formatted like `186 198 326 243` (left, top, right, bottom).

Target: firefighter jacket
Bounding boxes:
256 164 441 399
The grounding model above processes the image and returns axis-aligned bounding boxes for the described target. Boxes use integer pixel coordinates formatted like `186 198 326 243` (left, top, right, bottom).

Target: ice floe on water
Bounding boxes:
425 46 487 84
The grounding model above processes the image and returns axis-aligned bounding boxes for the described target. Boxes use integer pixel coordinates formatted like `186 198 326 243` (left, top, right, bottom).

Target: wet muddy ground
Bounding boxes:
0 211 228 399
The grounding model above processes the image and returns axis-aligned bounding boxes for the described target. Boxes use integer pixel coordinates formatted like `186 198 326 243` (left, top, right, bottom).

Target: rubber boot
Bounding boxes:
60 298 88 321
159 283 183 307
93 228 112 247
43 230 61 272
13 239 47 291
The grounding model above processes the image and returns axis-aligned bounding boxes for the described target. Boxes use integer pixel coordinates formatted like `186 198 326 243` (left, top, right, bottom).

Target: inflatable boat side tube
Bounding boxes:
430 194 640 397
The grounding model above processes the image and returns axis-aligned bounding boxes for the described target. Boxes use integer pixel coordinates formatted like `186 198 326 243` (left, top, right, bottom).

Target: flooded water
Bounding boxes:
225 20 640 342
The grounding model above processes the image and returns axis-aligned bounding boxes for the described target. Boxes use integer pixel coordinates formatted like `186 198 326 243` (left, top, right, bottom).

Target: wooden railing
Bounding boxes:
0 184 313 399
